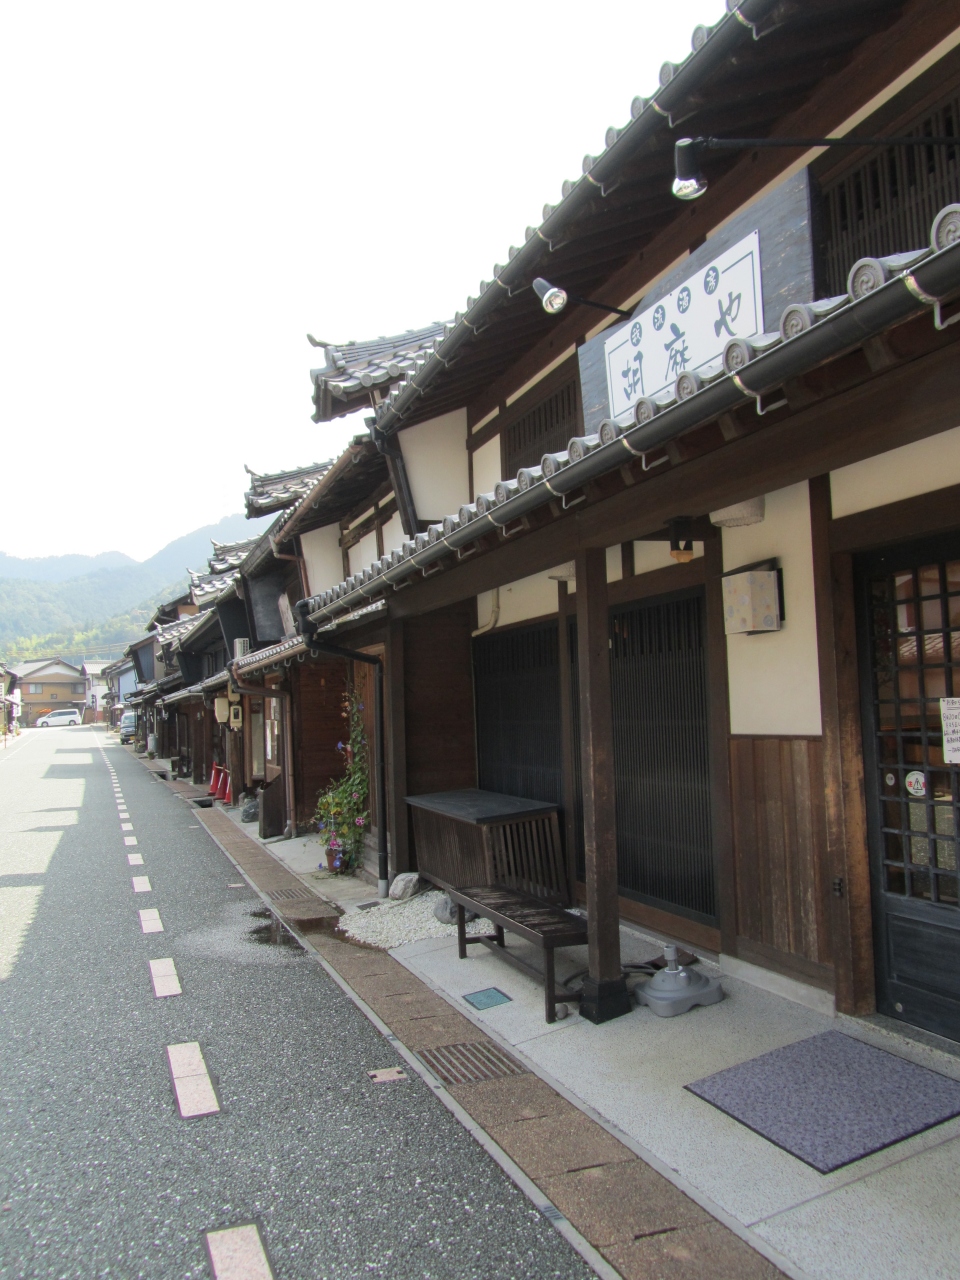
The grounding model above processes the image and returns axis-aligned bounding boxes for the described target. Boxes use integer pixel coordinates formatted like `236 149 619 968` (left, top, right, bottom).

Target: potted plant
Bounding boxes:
314 689 368 874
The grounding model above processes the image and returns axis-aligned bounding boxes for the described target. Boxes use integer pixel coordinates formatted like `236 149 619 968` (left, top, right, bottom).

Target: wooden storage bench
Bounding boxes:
406 789 584 1022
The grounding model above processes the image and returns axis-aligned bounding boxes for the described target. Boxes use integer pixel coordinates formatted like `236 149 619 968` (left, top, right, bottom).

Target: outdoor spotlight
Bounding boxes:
669 517 695 564
533 277 569 314
672 138 708 200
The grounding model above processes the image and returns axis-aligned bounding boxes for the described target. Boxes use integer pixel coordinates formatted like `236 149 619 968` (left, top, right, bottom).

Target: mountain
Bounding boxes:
0 513 273 652
0 550 136 582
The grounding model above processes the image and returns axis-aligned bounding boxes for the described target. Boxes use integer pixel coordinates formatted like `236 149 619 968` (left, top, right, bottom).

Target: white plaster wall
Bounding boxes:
399 408 469 520
477 568 566 630
381 511 405 554
830 424 960 517
472 435 501 500
299 525 342 596
348 530 379 578
606 545 623 582
723 481 821 736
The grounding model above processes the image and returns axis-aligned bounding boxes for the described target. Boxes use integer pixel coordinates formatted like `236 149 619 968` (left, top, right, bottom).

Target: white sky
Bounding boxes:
2 0 725 561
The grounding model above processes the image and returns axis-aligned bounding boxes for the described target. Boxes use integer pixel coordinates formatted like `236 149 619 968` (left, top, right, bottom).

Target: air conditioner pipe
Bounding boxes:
300 234 960 628
229 672 296 840
293 608 390 899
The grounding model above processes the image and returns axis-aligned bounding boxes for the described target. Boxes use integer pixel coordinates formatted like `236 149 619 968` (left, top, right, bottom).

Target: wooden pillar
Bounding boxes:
574 547 631 1023
385 618 410 875
809 475 875 1014
556 580 578 905
703 532 738 957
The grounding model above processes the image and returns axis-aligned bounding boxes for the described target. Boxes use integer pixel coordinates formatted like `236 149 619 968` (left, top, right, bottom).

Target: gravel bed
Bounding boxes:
339 890 488 950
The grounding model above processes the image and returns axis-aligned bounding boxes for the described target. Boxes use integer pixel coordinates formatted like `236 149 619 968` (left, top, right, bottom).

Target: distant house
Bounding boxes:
9 658 87 726
80 660 108 721
102 655 137 725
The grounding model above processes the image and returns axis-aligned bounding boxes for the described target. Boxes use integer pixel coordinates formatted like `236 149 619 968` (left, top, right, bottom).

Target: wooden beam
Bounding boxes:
809 475 875 1015
556 581 578 906
385 618 409 875
830 480 960 554
574 547 631 1023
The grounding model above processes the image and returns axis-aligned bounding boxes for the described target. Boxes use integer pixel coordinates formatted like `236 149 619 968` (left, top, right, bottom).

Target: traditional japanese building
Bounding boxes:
285 0 960 1044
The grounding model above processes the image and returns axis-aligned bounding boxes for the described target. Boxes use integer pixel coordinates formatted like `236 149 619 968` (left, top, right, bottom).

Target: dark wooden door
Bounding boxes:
858 533 960 1042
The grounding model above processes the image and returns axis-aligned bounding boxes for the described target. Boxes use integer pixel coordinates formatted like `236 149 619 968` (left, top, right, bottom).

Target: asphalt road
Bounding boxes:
0 727 593 1280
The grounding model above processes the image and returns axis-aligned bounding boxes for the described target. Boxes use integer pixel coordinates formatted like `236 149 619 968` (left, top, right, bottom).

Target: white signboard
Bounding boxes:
941 697 960 763
603 230 764 419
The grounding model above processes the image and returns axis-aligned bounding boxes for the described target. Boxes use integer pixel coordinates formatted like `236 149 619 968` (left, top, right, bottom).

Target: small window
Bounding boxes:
72 683 85 694
28 683 42 694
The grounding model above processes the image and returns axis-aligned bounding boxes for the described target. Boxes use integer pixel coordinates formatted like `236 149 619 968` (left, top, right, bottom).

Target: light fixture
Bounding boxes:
533 277 632 318
533 277 569 314
668 517 694 564
672 133 960 201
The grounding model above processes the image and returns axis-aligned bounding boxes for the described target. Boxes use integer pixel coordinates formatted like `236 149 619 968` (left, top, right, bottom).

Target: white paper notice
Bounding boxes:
940 698 960 763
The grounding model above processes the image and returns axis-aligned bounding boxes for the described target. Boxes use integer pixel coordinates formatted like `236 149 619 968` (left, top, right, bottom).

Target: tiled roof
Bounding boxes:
309 323 448 423
297 203 960 630
155 614 205 646
243 461 334 517
208 538 260 573
188 569 238 604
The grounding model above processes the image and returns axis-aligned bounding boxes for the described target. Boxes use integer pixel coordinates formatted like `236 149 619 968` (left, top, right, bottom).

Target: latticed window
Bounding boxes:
820 90 960 296
502 379 580 478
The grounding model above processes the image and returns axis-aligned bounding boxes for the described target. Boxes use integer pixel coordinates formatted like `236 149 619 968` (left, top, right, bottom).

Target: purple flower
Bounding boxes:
358 703 364 711
336 741 343 751
352 792 359 800
356 816 364 826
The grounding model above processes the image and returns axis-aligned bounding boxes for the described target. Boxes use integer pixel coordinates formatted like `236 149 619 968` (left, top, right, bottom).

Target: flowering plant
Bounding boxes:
314 688 368 873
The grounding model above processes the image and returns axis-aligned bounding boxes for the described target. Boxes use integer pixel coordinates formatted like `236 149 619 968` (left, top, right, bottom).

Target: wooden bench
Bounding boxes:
406 789 584 1022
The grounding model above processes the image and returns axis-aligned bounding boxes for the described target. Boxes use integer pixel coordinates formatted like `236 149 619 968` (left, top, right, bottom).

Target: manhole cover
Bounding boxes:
267 887 313 902
418 1041 527 1086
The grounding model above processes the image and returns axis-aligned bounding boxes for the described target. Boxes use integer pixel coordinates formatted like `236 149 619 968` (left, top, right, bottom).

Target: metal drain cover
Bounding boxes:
418 1041 527 1086
266 887 313 902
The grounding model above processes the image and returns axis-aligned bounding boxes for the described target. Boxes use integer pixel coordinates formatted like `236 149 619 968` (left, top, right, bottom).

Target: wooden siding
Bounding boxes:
290 659 350 832
403 603 477 866
730 736 833 976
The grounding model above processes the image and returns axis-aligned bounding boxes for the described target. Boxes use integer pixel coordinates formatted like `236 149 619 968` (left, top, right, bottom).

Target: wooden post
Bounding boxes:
556 580 578 905
385 618 410 875
703 532 738 957
809 475 875 1014
574 547 631 1022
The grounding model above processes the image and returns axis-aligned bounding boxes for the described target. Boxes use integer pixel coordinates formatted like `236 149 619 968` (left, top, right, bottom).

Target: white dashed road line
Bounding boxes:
139 909 163 933
124 836 138 847
166 1042 220 1118
205 1224 274 1280
121 823 134 831
128 853 144 866
132 876 151 893
149 958 182 998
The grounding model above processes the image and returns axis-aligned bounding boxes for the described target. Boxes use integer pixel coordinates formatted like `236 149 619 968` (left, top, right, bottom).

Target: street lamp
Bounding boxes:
532 277 632 318
672 134 960 200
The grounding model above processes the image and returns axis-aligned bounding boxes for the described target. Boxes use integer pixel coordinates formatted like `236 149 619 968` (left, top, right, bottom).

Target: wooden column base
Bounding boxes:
580 976 632 1024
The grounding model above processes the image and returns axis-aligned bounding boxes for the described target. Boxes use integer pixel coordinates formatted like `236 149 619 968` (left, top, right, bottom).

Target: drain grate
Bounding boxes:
418 1041 528 1086
266 887 313 902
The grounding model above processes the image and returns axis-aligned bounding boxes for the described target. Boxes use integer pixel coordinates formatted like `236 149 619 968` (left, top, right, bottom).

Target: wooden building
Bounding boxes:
283 0 960 1044
10 658 87 726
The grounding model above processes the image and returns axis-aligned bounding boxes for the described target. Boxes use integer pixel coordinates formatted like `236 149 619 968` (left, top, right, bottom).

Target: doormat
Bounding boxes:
686 1030 960 1173
463 987 512 1011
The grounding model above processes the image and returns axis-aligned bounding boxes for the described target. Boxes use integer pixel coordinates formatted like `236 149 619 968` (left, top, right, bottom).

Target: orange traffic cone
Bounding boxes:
216 767 229 801
208 764 222 796
224 775 233 805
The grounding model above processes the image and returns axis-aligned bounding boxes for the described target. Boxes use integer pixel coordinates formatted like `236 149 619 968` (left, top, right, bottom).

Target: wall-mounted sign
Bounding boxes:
941 698 960 763
905 770 927 798
603 230 763 419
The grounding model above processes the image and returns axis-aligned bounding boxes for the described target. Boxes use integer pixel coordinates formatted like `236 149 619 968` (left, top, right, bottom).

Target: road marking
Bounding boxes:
139 909 163 933
128 853 144 865
124 836 138 846
166 1042 220 1117
149 958 182 998
132 876 151 893
227 883 245 888
121 822 134 831
205 1224 274 1279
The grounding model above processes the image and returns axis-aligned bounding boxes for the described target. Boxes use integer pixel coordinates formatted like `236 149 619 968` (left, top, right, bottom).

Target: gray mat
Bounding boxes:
685 1030 960 1173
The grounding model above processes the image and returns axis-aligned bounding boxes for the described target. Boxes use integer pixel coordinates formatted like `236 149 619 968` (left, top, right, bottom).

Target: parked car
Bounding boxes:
119 711 137 744
36 708 82 728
